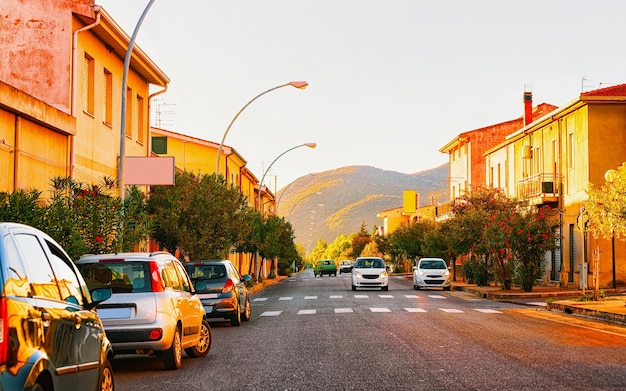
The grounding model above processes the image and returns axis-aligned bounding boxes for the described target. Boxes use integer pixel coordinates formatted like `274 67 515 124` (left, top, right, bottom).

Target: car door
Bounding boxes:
227 263 246 312
12 230 103 391
172 260 202 344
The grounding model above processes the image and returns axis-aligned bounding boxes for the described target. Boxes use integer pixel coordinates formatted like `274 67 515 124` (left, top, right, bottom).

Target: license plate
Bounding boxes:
98 307 131 319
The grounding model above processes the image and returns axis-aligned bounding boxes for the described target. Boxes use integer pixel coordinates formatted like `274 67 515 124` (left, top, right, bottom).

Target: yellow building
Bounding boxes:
485 84 626 288
0 1 168 194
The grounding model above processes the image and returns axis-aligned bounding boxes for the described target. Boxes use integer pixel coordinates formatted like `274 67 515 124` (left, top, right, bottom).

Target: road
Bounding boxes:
113 269 626 390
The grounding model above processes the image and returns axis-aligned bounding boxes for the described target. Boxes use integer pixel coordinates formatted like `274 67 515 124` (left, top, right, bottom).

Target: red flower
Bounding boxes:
95 235 103 243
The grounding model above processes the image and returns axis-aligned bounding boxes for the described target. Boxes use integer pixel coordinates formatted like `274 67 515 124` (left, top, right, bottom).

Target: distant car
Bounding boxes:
351 257 389 291
184 260 252 326
314 259 338 277
0 222 114 391
413 257 452 291
76 251 211 370
339 259 353 274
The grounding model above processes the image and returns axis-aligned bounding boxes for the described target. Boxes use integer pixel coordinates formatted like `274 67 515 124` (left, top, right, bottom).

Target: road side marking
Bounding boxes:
370 308 391 313
354 295 369 299
260 311 282 316
378 295 394 298
404 295 420 299
528 302 548 307
288 278 296 282
439 308 464 313
330 295 343 299
335 308 353 313
279 297 293 301
253 298 268 302
429 295 446 299
298 309 316 315
474 309 502 314
405 308 428 313
304 296 318 300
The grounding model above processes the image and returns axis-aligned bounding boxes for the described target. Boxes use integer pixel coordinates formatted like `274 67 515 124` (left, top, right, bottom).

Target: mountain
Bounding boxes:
276 164 449 249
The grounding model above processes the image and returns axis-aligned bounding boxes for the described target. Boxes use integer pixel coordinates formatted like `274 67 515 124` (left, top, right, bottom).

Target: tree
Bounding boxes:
348 222 371 258
148 172 253 260
586 164 626 239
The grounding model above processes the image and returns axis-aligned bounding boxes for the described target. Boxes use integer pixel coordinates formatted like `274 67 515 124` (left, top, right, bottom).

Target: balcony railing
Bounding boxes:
516 173 562 204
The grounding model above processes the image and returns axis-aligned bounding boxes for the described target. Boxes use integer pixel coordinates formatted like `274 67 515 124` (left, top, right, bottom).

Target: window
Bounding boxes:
152 136 168 154
103 69 113 125
125 87 133 138
137 95 145 143
45 239 83 305
14 234 60 300
82 54 95 115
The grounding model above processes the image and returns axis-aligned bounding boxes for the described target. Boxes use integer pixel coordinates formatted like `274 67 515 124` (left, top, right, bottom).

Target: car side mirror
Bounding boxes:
194 280 206 292
242 275 252 282
85 287 112 309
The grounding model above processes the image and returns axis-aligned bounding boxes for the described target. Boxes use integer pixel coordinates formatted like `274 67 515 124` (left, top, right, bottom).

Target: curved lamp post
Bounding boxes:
215 81 308 175
118 0 157 198
255 142 316 281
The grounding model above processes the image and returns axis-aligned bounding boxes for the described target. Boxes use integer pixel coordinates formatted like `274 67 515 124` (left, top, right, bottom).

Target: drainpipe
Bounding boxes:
71 6 102 179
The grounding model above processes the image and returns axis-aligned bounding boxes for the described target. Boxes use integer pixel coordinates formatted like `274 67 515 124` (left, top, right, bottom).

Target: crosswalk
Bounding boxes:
252 294 506 317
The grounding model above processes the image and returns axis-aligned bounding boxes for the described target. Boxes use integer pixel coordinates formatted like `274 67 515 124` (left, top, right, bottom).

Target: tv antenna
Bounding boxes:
153 98 176 128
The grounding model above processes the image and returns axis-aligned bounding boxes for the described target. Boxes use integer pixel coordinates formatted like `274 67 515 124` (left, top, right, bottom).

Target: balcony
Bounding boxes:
516 173 561 206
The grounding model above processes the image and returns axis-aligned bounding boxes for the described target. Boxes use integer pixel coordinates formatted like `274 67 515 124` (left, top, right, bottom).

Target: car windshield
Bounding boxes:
78 262 151 293
419 260 447 269
185 264 227 281
356 259 384 268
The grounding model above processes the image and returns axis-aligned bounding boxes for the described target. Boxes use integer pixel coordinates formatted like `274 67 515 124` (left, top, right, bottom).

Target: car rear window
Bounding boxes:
185 264 227 281
78 262 152 293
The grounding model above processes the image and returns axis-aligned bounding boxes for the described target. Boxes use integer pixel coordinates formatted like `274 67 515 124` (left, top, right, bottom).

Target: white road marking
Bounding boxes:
330 295 343 299
304 296 317 300
528 302 548 307
474 309 502 314
429 295 446 299
335 308 353 313
370 308 392 313
404 295 420 299
253 298 268 302
260 311 282 316
298 309 316 315
354 295 369 299
279 297 293 301
405 308 428 313
378 295 394 298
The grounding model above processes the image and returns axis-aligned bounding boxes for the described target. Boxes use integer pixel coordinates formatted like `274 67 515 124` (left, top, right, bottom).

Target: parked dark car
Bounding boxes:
184 260 252 326
0 222 114 391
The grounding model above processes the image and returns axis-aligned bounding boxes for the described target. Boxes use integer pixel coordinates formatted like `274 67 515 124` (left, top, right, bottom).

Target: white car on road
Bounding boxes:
413 257 452 291
351 257 388 291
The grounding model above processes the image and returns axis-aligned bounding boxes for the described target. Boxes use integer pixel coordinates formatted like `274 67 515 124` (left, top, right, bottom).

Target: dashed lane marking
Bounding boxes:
404 308 428 313
279 297 293 301
304 296 317 300
429 295 446 299
354 295 369 299
298 309 316 315
260 311 282 316
370 308 392 313
439 308 464 313
253 298 268 302
330 295 343 299
404 295 420 299
474 309 502 314
379 295 394 298
335 308 354 313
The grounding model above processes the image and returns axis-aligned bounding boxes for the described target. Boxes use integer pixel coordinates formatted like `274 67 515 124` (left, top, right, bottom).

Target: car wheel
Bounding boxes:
99 358 114 391
163 327 182 370
382 286 389 291
242 298 251 321
31 382 46 391
351 285 356 291
185 319 211 358
231 301 242 326
443 286 451 291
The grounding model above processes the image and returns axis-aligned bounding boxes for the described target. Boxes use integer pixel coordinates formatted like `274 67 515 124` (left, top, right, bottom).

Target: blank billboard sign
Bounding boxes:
124 156 175 185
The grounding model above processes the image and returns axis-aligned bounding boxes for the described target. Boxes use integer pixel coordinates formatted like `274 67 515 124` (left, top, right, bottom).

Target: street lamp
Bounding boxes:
215 81 309 175
118 0 157 198
254 142 316 281
288 192 322 221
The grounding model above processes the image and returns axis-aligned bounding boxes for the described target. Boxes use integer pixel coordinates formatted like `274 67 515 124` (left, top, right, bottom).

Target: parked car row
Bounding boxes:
0 222 254 391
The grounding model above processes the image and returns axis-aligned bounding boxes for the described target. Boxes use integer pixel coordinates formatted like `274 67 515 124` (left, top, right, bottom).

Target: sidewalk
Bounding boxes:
451 280 626 326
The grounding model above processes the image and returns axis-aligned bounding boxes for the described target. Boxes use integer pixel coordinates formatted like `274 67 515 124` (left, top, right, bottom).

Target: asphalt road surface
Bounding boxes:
113 269 626 390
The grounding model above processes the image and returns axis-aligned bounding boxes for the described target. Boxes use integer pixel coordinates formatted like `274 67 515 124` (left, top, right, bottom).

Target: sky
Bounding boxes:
101 0 626 190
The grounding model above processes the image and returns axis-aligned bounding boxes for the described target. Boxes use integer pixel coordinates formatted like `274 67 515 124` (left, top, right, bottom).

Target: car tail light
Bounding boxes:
222 278 235 293
149 262 165 292
0 298 8 365
148 328 163 341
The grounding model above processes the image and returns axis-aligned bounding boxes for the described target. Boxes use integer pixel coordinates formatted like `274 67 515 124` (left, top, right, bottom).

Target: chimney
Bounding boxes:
523 91 533 125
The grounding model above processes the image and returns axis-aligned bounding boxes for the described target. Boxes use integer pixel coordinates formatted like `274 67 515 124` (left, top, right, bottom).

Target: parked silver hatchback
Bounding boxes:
0 222 114 390
76 252 211 370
